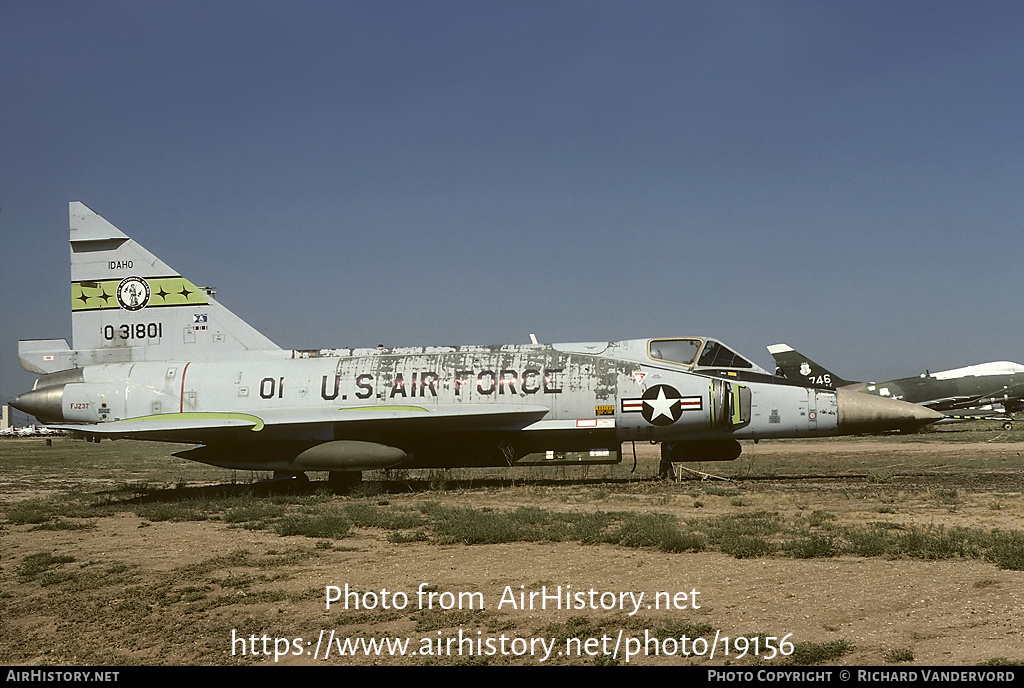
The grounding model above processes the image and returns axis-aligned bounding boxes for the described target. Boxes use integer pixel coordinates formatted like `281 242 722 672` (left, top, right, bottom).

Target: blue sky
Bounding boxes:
3 1 1024 407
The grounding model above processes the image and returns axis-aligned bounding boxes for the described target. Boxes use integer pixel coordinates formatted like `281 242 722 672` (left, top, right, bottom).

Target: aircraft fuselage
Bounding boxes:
862 362 1024 413
20 339 849 471
12 205 945 478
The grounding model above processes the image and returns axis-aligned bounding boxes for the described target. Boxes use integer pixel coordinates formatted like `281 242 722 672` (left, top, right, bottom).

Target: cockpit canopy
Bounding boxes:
648 338 766 373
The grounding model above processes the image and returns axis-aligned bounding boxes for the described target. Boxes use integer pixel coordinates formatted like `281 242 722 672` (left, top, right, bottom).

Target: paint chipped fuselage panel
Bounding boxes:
19 337 841 469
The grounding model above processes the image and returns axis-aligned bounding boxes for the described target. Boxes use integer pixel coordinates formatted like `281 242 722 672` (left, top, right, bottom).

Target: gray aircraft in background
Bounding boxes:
12 203 941 487
769 344 1024 429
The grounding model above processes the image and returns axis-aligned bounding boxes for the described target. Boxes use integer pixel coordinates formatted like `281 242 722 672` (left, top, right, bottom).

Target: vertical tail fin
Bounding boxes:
767 344 858 389
69 202 279 364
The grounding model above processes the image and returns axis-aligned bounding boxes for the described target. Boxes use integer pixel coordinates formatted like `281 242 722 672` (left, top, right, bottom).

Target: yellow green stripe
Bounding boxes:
341 405 429 412
116 412 265 431
72 276 209 312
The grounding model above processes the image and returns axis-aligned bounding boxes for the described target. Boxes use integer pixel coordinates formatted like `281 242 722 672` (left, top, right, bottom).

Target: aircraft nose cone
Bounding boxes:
10 387 65 424
836 389 944 434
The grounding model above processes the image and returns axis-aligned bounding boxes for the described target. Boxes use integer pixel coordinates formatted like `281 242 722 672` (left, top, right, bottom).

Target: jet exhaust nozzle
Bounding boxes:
10 370 86 424
10 387 65 423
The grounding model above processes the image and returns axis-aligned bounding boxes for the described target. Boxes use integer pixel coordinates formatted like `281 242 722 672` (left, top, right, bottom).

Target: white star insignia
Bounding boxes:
644 387 678 421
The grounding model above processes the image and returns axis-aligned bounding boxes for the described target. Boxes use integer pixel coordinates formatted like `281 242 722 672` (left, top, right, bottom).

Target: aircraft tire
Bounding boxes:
658 443 677 481
1004 422 1013 431
272 471 309 482
328 471 362 494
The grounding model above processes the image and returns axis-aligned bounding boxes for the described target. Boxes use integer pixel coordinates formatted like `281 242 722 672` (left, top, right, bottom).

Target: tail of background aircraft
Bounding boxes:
18 202 280 374
767 344 859 389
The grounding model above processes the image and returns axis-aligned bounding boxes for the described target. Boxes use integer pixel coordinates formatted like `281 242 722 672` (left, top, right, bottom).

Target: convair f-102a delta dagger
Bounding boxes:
12 203 943 487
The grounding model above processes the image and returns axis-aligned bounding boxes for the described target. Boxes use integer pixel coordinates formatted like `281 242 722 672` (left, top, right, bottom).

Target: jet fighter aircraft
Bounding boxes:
12 203 942 487
769 343 1024 428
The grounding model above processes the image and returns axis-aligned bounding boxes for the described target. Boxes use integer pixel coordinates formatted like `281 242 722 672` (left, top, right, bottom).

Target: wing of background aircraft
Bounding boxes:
911 380 1024 413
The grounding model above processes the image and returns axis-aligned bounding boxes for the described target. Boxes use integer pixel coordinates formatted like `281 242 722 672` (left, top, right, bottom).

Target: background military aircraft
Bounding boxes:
12 204 942 487
769 343 1024 428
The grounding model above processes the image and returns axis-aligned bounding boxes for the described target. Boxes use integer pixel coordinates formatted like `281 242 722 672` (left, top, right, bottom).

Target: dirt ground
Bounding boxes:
1 432 1022 666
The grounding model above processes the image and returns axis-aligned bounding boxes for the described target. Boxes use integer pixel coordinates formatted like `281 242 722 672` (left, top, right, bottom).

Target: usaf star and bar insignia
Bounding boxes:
621 384 702 426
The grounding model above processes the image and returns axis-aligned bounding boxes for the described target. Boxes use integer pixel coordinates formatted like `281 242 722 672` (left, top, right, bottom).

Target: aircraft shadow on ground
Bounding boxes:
95 475 655 504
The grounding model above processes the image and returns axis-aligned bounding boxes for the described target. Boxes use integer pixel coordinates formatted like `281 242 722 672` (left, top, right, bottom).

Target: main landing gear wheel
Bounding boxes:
1004 421 1013 431
272 471 309 482
328 471 362 494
